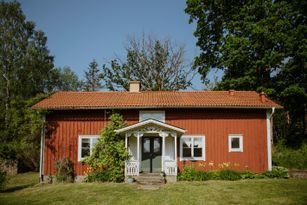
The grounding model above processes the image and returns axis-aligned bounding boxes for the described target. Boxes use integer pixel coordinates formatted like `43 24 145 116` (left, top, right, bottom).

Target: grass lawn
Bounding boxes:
1 173 307 205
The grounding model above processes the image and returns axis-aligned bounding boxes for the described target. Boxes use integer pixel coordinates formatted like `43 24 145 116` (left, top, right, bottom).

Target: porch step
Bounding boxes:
136 173 166 186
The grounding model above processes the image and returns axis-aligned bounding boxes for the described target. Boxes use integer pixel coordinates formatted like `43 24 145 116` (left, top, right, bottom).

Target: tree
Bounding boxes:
84 113 128 182
52 66 82 91
0 2 54 106
0 2 56 171
103 35 194 91
83 59 103 91
186 0 307 146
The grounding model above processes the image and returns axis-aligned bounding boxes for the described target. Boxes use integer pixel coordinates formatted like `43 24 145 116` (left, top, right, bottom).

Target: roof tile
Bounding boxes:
32 91 282 110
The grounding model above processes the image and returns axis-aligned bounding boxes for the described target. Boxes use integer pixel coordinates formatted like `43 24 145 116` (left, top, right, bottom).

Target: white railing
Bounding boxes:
125 160 139 176
164 160 177 176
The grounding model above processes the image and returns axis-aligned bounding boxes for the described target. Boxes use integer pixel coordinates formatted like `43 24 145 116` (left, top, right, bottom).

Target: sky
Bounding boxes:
19 0 214 90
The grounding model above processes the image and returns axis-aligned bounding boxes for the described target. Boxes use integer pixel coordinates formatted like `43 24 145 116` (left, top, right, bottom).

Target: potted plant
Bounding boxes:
127 176 134 183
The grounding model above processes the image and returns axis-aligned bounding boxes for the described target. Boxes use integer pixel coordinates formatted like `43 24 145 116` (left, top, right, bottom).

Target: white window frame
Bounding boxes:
228 134 243 152
180 135 205 161
139 110 165 122
78 135 99 161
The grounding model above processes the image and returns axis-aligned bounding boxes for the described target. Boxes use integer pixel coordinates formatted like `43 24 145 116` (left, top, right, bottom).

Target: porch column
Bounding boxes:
161 133 167 172
125 133 128 149
174 133 177 164
136 132 143 173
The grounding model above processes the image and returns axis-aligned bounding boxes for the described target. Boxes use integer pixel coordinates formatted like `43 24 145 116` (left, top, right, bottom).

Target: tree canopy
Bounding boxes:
83 59 103 91
52 66 82 91
103 35 194 91
186 0 307 146
0 2 81 171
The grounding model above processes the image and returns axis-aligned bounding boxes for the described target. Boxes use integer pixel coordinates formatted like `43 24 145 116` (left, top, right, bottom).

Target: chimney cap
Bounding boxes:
129 81 140 92
260 92 266 102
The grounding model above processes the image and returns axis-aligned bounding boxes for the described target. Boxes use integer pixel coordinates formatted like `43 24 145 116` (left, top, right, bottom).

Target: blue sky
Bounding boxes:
20 0 215 90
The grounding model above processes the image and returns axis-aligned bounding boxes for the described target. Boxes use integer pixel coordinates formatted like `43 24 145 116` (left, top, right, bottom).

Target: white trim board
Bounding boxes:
115 119 185 134
266 110 272 171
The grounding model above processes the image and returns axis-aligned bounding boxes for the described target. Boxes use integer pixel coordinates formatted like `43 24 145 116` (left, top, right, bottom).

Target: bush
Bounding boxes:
85 171 111 182
0 170 6 189
178 166 196 181
178 166 212 181
84 113 128 183
178 166 289 181
262 166 289 178
219 169 242 181
55 157 75 182
179 167 242 181
273 143 307 169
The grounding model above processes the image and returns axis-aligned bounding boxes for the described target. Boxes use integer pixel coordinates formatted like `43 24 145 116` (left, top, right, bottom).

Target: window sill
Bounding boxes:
179 157 205 161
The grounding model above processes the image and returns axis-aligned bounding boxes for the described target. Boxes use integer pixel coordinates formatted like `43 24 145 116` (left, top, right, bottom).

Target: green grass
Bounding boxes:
0 173 307 205
1 172 39 192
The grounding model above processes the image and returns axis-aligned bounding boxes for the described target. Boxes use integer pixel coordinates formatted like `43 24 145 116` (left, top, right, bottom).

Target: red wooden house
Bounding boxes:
33 81 281 182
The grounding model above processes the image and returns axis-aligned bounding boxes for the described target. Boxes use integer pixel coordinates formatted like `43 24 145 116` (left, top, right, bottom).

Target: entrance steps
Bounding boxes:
135 173 165 190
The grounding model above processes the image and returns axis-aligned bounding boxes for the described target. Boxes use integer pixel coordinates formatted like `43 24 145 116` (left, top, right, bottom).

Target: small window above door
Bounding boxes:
139 111 165 122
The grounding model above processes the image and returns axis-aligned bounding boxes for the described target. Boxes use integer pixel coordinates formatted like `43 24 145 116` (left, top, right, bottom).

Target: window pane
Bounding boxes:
81 138 90 158
143 138 150 153
193 138 203 157
92 138 99 146
140 111 165 122
183 147 192 157
153 138 161 153
182 138 192 158
231 138 240 149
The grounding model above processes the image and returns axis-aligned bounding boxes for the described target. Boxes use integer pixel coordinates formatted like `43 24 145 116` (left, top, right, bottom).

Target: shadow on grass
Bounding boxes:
0 183 36 193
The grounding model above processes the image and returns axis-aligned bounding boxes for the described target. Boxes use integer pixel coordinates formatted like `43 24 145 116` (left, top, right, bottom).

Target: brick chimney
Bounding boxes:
228 89 235 96
129 81 140 92
260 92 266 103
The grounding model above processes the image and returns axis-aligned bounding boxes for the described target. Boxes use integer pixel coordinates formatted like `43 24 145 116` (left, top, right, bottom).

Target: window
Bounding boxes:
139 110 165 122
78 135 99 161
228 134 243 152
180 135 205 160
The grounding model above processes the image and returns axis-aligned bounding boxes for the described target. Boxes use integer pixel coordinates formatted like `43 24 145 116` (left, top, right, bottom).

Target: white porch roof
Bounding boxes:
115 119 186 135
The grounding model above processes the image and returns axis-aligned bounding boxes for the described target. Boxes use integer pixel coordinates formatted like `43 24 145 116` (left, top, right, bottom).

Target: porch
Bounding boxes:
115 119 185 177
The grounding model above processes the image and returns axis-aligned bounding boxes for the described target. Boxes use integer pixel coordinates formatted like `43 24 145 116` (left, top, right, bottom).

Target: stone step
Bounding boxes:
136 173 166 186
137 180 165 185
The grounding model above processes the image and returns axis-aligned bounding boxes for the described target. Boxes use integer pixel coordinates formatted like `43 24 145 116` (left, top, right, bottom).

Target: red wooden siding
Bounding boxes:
44 110 138 176
44 108 268 176
166 109 268 173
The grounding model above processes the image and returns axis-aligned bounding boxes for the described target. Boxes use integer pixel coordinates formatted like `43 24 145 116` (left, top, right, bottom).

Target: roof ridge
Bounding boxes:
55 90 259 94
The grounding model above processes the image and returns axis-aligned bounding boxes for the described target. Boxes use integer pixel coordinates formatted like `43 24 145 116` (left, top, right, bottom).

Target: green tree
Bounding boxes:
52 66 82 91
84 113 128 182
0 2 54 107
103 34 194 91
186 0 307 146
83 59 103 91
0 2 55 171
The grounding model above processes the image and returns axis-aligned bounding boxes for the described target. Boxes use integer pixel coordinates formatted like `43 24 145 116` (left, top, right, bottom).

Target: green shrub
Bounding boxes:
178 166 196 181
85 171 111 182
219 169 242 181
262 166 289 178
178 166 212 181
273 143 307 169
84 113 128 183
55 157 75 182
179 167 243 181
240 171 255 179
195 171 212 181
0 170 7 189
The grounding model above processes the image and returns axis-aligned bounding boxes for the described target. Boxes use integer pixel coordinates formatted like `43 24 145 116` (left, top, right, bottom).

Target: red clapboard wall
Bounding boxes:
44 108 268 175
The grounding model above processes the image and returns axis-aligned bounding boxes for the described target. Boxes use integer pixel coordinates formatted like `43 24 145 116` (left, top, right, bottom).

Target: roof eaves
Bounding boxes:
33 104 282 110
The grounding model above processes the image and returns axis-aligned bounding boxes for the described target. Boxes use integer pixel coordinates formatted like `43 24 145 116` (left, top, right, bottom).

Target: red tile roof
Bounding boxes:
32 91 282 110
